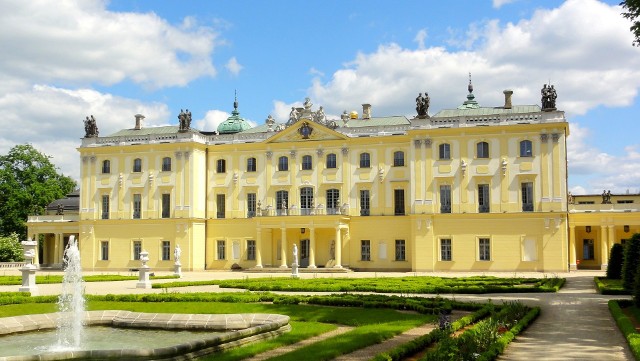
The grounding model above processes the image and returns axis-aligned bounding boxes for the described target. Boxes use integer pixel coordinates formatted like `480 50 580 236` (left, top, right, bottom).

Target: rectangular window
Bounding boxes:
102 160 111 174
278 156 289 171
326 153 337 169
439 144 450 160
583 239 594 260
161 193 170 218
523 238 537 261
479 238 491 261
440 239 452 261
302 155 312 170
520 140 533 157
521 182 534 212
216 194 225 218
360 189 370 216
440 185 451 213
276 190 288 216
359 153 370 168
394 189 405 215
101 241 109 261
247 240 256 260
618 200 634 204
133 158 142 173
361 240 371 261
162 157 172 172
478 184 490 213
133 193 141 219
162 241 170 261
476 142 489 158
217 240 226 260
395 240 406 261
133 240 141 260
101 195 109 220
246 157 257 172
217 159 226 173
327 189 340 215
247 193 256 218
393 151 405 167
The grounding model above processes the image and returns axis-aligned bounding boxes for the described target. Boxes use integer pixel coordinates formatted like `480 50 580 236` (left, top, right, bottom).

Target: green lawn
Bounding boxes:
154 275 564 293
0 274 178 285
595 277 629 295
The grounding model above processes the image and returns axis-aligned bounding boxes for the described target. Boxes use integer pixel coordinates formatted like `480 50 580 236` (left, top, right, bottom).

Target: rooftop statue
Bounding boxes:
178 109 192 132
83 115 99 138
287 107 299 126
541 84 557 110
416 92 430 118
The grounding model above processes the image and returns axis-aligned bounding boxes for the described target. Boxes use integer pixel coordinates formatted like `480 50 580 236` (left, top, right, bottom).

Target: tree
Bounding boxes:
606 243 625 279
0 144 76 237
622 233 640 291
621 0 640 46
0 233 24 262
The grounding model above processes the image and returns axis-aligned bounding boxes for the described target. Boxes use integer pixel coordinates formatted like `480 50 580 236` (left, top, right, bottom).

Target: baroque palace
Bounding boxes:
26 82 640 272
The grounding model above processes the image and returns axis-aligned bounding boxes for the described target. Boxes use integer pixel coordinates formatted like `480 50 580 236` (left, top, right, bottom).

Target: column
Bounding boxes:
255 227 263 268
280 227 288 268
600 225 609 270
308 227 316 268
334 227 342 268
569 225 577 270
608 225 616 252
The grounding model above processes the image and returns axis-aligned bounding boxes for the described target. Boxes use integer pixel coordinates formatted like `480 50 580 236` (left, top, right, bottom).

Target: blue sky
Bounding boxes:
1 0 639 194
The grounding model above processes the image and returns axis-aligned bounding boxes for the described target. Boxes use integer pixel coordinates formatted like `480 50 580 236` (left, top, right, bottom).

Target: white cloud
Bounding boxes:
196 110 229 132
414 29 427 49
0 0 218 89
225 57 243 76
492 0 516 9
309 67 325 78
271 100 303 123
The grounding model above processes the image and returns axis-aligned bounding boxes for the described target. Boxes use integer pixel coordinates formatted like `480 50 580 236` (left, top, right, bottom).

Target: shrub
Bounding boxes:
607 243 625 279
0 233 24 262
622 234 640 291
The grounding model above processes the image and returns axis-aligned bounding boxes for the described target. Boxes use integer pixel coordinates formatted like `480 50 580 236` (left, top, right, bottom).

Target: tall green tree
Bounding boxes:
0 144 76 237
606 243 625 279
621 0 640 46
622 233 640 291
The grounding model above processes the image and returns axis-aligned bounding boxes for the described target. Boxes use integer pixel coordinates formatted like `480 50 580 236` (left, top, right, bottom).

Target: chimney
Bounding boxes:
134 114 145 130
503 90 513 109
362 104 371 120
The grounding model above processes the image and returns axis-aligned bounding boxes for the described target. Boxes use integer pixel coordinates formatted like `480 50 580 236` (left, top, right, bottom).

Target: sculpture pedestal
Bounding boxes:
136 266 152 289
19 266 38 295
291 262 299 279
174 263 182 278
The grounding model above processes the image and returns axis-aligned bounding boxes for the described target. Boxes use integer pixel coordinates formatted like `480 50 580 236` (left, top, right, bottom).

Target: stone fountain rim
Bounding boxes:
0 310 291 361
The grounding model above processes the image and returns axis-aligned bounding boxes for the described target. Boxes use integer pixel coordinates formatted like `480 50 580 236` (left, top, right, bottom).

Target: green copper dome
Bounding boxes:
217 96 252 134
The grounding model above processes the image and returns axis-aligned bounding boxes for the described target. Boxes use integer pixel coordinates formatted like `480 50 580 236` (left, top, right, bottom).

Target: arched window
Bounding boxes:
102 160 111 174
520 140 533 157
326 153 337 169
476 141 489 158
162 157 172 172
359 152 371 168
216 159 226 173
393 151 405 167
246 157 257 172
301 155 312 170
439 144 450 160
133 158 142 172
278 156 289 171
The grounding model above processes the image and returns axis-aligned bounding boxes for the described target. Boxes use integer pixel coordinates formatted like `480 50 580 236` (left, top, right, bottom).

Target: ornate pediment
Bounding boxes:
266 119 347 143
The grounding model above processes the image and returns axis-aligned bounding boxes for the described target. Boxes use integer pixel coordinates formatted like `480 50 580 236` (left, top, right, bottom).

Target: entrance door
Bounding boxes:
300 239 310 267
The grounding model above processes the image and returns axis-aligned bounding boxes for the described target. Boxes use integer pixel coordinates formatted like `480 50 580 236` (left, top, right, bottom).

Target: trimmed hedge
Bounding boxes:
609 300 640 360
594 277 630 295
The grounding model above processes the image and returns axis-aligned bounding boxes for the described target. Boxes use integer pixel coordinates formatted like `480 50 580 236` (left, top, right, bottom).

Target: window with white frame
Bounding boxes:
162 241 171 261
361 240 371 261
393 151 405 167
301 155 312 170
521 182 534 212
161 193 170 218
133 240 141 260
133 193 142 219
440 185 451 213
395 240 406 261
439 143 451 160
247 193 256 218
479 238 491 261
327 189 340 215
247 240 256 260
216 194 225 218
360 189 370 216
478 184 490 213
101 241 109 261
326 153 337 169
217 240 226 260
276 190 288 216
520 140 533 157
101 194 109 219
440 239 452 261
583 239 594 260
359 152 371 168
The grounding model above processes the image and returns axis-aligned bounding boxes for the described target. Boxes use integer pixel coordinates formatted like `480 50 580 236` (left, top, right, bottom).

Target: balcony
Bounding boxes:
478 205 490 213
570 203 639 213
522 204 534 212
440 205 451 214
27 215 79 223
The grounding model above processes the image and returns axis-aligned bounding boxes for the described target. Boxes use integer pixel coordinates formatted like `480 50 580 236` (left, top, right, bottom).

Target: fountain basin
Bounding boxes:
0 310 291 361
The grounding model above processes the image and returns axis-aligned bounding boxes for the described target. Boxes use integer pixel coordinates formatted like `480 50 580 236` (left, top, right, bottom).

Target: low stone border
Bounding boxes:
0 311 291 361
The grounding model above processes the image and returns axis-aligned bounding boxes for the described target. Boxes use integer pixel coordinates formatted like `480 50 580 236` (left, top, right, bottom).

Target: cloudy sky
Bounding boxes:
1 0 639 195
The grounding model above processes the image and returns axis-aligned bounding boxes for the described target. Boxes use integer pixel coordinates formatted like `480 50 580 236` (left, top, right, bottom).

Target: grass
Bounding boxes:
609 300 640 360
153 275 564 293
0 274 178 285
595 277 629 295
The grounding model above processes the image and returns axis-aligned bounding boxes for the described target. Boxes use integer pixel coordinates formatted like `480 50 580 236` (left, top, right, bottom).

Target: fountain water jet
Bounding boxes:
55 235 85 349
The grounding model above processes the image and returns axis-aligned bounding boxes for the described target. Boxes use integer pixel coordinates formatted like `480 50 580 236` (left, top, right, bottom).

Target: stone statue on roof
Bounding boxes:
287 107 299 126
416 92 430 118
178 109 192 132
541 84 557 110
83 115 99 138
313 106 326 123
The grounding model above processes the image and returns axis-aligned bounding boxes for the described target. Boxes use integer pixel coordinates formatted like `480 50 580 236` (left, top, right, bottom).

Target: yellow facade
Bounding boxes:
29 89 581 272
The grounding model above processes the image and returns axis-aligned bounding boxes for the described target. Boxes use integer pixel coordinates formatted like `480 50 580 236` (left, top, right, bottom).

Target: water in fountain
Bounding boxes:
55 235 85 349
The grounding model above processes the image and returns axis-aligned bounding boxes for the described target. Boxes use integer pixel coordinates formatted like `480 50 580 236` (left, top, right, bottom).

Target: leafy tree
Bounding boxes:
606 243 625 279
0 233 24 262
0 144 76 237
622 233 640 291
621 0 640 46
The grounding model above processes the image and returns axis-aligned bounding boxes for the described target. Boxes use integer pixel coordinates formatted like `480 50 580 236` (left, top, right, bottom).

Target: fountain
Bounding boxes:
55 235 84 349
0 239 292 360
